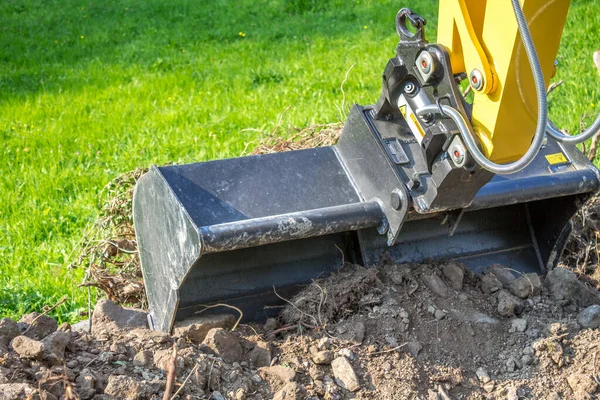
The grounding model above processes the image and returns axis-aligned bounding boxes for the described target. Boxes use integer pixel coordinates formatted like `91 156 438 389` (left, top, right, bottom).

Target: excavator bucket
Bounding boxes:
133 105 599 332
132 6 600 333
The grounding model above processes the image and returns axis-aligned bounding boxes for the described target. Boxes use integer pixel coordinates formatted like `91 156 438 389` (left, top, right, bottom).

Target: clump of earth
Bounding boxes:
1 261 600 399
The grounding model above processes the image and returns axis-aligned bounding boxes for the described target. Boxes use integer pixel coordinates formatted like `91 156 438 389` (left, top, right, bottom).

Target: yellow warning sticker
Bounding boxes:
545 152 568 165
399 104 407 118
409 113 425 138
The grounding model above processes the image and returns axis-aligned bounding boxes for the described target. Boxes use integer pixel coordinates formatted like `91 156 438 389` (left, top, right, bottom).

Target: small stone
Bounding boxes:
458 293 468 301
434 309 447 320
0 318 19 350
11 335 45 359
399 309 409 319
235 388 247 400
331 356 360 392
475 367 490 383
202 328 243 363
422 274 450 298
133 350 153 367
17 313 58 340
316 336 330 350
264 318 278 332
506 358 517 372
546 267 599 307
578 305 600 329
71 319 91 333
510 318 528 333
497 290 523 317
567 373 598 394
0 383 36 399
91 299 148 336
104 375 159 399
483 381 495 393
41 331 70 363
173 314 236 344
153 348 185 374
405 341 423 357
273 382 304 400
348 321 365 344
248 341 271 367
442 262 464 290
428 305 436 315
75 368 97 400
260 365 296 383
338 348 355 361
509 273 541 299
311 349 334 365
521 354 532 365
487 264 516 286
481 273 503 294
506 386 519 400
211 391 226 400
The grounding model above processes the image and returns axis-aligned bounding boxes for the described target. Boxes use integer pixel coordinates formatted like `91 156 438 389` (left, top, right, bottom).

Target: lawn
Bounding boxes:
1 0 599 322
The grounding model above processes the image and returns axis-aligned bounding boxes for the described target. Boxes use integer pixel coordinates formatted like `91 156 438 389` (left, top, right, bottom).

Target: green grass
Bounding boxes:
1 0 599 322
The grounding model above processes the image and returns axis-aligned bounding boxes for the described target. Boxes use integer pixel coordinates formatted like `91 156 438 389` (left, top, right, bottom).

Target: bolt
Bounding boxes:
421 113 434 123
404 81 416 95
469 69 484 91
390 190 402 210
416 51 434 75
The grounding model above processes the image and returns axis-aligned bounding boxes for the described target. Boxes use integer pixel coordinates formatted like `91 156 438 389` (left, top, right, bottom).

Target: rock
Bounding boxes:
91 299 147 335
0 383 36 400
104 375 160 399
203 328 243 363
0 318 19 350
434 309 447 320
248 341 271 367
506 386 519 400
71 319 91 333
133 350 153 367
11 335 45 359
264 318 278 332
235 388 247 400
75 368 97 400
338 348 356 361
497 290 523 317
442 262 464 290
578 305 600 329
476 367 490 383
211 391 226 400
506 357 517 372
41 331 71 362
260 365 296 382
422 274 450 298
546 267 599 307
405 341 423 358
273 382 304 400
482 273 504 294
521 354 533 365
509 273 542 299
153 348 184 373
331 356 360 392
487 264 516 286
311 348 334 365
567 373 598 395
173 314 235 344
510 318 528 333
17 312 58 340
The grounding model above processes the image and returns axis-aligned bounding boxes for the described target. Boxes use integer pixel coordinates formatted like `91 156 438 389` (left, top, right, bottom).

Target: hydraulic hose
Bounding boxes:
547 116 600 144
418 0 548 174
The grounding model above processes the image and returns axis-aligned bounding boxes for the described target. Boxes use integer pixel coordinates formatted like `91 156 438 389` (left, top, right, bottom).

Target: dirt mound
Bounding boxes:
3 261 600 399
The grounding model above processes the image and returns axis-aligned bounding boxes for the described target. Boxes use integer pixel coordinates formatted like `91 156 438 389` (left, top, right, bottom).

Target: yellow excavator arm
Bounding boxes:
437 0 569 163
